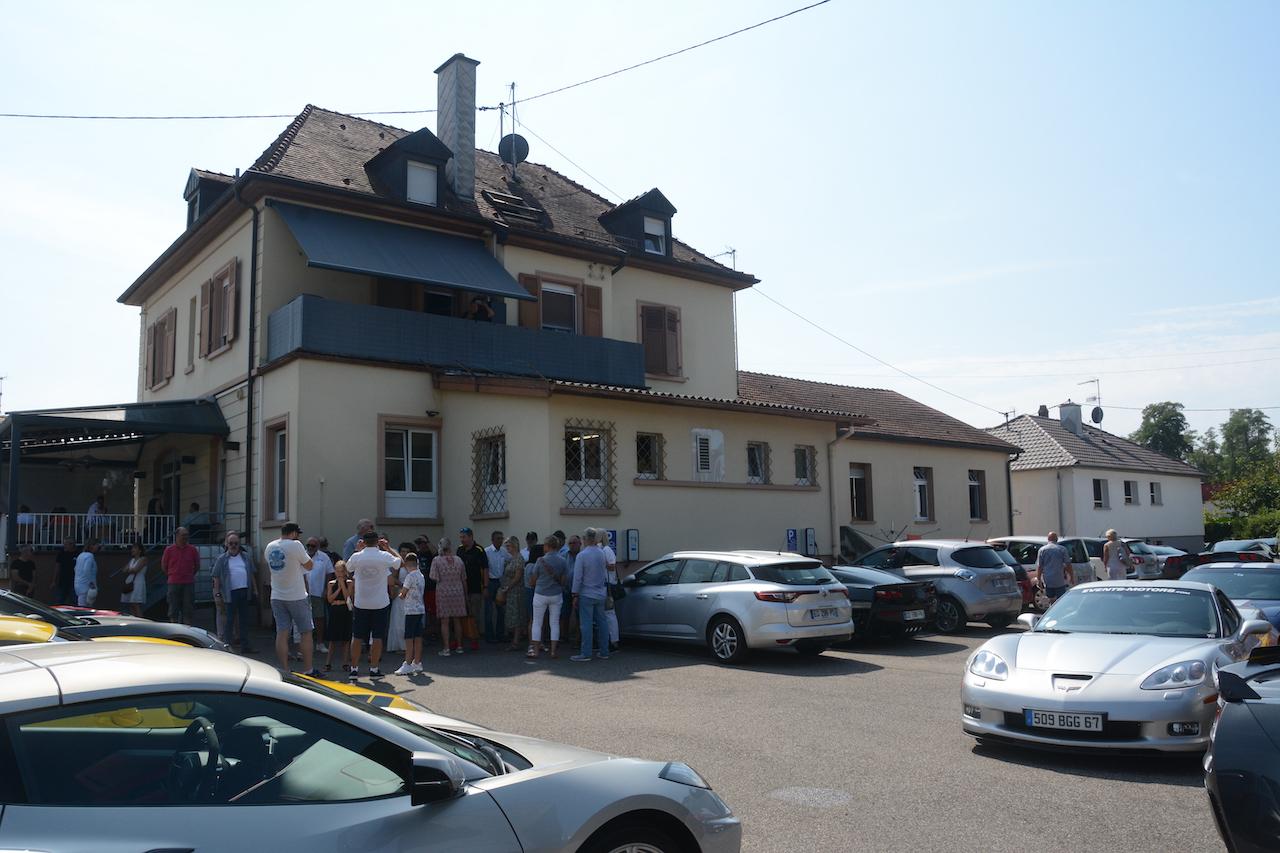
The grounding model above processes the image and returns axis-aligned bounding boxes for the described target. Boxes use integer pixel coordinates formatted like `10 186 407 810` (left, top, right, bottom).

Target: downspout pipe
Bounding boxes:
826 425 856 563
234 181 260 539
1005 452 1019 536
1055 470 1066 534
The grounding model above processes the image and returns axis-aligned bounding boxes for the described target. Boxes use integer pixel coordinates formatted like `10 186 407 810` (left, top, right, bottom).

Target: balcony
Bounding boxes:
267 295 646 387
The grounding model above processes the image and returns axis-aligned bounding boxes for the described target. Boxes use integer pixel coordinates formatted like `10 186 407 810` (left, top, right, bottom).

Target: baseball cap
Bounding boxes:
458 527 473 535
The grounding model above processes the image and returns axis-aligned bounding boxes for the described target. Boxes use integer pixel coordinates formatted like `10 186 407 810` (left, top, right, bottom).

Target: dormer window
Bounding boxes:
643 216 666 254
406 161 438 206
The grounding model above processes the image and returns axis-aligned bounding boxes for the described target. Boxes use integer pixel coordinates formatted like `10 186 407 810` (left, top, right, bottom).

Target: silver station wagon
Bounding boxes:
618 551 854 664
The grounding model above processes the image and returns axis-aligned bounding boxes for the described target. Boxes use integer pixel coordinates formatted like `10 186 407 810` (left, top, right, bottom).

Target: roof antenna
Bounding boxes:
498 83 530 184
710 247 737 269
1078 378 1104 424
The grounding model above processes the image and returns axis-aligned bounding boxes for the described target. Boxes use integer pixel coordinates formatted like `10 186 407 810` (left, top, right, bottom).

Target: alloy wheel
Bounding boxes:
935 598 963 633
712 622 738 660
605 845 666 853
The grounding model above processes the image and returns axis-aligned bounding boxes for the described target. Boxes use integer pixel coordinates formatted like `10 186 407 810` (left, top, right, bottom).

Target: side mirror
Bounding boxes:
1239 619 1272 641
1017 613 1039 630
623 576 641 587
409 752 465 806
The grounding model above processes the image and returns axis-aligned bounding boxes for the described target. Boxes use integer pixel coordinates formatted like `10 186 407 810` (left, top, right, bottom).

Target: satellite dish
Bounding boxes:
1091 406 1104 424
498 133 529 166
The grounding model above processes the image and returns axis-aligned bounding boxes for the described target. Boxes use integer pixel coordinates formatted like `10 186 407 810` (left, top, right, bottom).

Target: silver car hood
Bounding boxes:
391 708 613 769
1014 632 1217 675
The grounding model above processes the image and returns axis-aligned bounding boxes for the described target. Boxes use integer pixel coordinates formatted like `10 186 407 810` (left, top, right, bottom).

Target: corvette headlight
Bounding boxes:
659 762 711 789
1140 660 1207 690
969 650 1009 681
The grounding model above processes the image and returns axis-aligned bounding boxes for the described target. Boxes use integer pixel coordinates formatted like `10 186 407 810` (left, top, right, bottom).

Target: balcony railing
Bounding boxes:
2 512 246 553
268 294 647 388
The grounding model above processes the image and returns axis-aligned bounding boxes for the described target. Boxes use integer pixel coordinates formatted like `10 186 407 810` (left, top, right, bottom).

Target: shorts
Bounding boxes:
404 613 424 639
310 595 327 620
271 597 314 635
1045 585 1069 601
352 606 390 643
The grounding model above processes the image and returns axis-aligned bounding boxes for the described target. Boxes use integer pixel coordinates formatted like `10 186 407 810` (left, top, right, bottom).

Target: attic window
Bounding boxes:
643 216 666 254
406 161 437 205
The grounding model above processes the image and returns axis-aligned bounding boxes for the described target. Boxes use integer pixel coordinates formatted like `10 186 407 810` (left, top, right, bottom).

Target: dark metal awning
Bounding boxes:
269 200 535 301
1 398 229 456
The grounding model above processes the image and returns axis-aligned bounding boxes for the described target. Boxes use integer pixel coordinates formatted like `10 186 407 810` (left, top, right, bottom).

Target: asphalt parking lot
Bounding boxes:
275 623 1220 853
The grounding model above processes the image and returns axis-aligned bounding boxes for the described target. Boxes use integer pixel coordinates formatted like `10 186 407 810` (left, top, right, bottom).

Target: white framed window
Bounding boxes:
1123 480 1139 505
636 432 664 480
1149 481 1163 505
913 466 933 521
746 441 770 485
564 423 614 509
472 430 507 515
1093 478 1110 509
849 463 872 521
794 446 817 487
968 470 987 521
265 421 287 521
643 216 666 254
384 427 438 518
406 161 438 205
692 428 724 482
541 283 577 333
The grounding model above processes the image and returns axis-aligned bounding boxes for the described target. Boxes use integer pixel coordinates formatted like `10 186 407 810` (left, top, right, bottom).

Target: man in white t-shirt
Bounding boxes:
264 522 316 674
346 530 401 680
305 537 333 654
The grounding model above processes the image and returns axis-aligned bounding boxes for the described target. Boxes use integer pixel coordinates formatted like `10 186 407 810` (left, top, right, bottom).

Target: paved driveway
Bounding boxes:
277 626 1220 852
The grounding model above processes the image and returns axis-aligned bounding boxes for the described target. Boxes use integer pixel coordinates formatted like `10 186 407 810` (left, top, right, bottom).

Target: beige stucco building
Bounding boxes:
3 53 1019 575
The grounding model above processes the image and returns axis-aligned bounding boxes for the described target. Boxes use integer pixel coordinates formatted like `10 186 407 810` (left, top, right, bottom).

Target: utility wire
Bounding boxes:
749 287 1007 416
514 120 622 200
0 108 435 121
768 343 1280 368
1103 403 1280 413
480 0 833 111
764 355 1280 381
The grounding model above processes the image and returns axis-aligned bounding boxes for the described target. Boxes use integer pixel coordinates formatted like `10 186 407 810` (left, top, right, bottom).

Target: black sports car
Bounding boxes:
830 567 936 639
1205 646 1280 852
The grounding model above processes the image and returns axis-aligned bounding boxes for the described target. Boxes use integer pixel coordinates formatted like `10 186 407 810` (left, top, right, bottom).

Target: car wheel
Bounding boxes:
987 614 1013 629
581 822 683 853
933 597 965 633
795 641 827 656
707 615 749 664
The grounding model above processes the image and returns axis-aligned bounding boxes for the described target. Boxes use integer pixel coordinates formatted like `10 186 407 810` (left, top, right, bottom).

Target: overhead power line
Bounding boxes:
766 355 1280 381
0 108 435 121
1103 403 1280 413
749 287 1007 416
512 120 622 200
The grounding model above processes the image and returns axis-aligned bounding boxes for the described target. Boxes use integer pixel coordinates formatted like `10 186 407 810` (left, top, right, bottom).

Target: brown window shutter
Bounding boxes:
582 285 603 337
226 259 240 343
641 305 666 374
164 308 177 379
199 279 211 356
518 274 541 329
145 322 156 388
665 308 681 373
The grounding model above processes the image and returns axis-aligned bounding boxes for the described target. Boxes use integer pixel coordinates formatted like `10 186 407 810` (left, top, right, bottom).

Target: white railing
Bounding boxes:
4 512 246 550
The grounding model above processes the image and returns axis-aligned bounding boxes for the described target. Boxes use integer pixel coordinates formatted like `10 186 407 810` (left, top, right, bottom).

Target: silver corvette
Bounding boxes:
0 643 741 853
961 580 1271 752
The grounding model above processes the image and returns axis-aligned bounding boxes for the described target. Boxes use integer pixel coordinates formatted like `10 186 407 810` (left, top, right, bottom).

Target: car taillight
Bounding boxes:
875 588 905 601
828 586 848 598
755 591 800 603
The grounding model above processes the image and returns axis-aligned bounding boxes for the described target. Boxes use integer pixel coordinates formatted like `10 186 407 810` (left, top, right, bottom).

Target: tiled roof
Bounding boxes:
191 168 234 183
550 379 860 421
735 372 1019 452
244 105 747 281
985 415 1203 477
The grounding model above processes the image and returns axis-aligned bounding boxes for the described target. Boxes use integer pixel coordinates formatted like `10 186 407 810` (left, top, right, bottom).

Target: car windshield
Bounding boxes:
1214 540 1263 552
1037 587 1220 638
284 674 495 773
749 562 836 585
1151 546 1185 556
1183 570 1280 602
0 590 78 628
951 547 1005 569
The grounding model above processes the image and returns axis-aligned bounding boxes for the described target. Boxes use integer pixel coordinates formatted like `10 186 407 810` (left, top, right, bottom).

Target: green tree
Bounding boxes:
1129 402 1194 461
1220 408 1275 480
1188 428 1223 482
1214 466 1280 518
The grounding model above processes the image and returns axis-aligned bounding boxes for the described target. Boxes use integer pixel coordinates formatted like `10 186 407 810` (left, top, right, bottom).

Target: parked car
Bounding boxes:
618 551 854 664
1166 548 1275 579
988 545 1034 608
829 567 936 639
987 536 1093 609
1211 539 1278 561
961 580 1270 752
1182 563 1280 638
0 642 741 853
1120 539 1163 580
1147 545 1188 576
1205 646 1280 852
851 540 1022 633
0 589 226 650
1059 536 1107 582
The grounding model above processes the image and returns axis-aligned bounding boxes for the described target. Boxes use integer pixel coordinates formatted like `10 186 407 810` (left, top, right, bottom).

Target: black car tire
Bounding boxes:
581 821 684 853
795 641 827 657
707 615 749 665
934 596 966 633
987 614 1013 629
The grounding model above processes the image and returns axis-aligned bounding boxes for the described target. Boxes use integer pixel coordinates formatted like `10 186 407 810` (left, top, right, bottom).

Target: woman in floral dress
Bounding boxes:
499 536 528 651
430 537 468 656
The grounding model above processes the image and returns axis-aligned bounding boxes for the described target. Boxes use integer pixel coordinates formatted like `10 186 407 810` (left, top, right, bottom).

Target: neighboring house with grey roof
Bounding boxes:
3 51 1028 569
986 403 1205 551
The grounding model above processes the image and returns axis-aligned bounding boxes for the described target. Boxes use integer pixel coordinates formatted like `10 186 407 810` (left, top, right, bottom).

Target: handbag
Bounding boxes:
496 586 508 606
122 578 135 595
608 570 626 602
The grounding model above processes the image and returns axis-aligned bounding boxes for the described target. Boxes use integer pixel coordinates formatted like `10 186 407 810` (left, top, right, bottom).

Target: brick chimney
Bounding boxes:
435 53 480 200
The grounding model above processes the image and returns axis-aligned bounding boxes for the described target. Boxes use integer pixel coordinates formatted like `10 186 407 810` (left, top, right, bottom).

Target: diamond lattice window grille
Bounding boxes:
471 427 507 515
635 432 666 480
794 445 818 487
746 441 771 485
564 419 617 509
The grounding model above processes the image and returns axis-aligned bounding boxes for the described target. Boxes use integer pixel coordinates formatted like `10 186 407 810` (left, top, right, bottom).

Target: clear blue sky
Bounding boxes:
1 0 1276 439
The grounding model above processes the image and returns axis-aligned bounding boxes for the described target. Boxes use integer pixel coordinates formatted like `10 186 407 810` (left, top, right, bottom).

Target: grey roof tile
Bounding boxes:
986 415 1202 477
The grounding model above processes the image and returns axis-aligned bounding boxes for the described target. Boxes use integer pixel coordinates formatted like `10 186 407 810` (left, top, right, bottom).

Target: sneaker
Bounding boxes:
348 669 361 681
438 649 452 657
594 654 610 661
303 669 323 677
393 663 413 676
569 655 592 662
454 647 464 655
316 643 329 654
411 662 423 673
369 668 383 678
